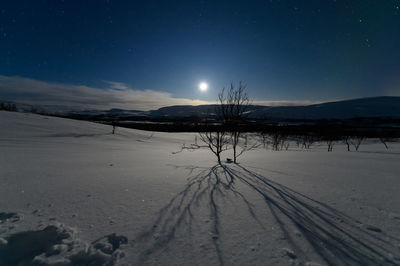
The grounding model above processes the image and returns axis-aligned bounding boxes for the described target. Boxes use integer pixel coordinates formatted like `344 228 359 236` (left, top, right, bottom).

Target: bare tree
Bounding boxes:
343 135 351 151
199 130 230 165
259 132 270 149
218 82 251 163
296 137 302 148
111 119 118 134
172 141 204 154
0 102 17 112
301 134 315 149
268 132 289 151
233 133 260 158
278 134 290 151
351 136 364 151
270 132 281 151
174 121 230 164
185 82 252 164
326 139 334 152
283 140 290 151
379 137 395 149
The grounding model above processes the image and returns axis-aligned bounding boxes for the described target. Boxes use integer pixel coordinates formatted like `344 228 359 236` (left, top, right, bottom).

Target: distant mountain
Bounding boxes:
148 104 267 118
144 96 400 120
3 96 400 121
249 96 400 120
69 108 147 117
149 104 218 118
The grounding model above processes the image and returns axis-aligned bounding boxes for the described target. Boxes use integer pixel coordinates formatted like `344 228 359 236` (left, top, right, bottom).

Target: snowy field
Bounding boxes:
1 110 400 265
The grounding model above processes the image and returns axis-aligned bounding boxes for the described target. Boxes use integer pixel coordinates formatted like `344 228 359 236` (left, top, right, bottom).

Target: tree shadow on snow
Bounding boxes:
133 164 400 265
45 133 109 138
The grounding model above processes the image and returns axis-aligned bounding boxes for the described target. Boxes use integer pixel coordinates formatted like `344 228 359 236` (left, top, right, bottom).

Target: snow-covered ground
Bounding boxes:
1 110 400 265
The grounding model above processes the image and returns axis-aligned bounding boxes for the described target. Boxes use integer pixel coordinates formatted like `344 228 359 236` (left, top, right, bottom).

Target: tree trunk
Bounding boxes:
233 145 237 163
380 139 389 149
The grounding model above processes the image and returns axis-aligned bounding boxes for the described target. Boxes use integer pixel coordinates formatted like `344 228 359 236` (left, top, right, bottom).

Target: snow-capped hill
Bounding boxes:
3 96 400 121
250 96 400 120
145 96 400 120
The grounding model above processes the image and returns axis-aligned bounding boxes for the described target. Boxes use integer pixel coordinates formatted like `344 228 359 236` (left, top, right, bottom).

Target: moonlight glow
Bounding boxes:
199 82 208 92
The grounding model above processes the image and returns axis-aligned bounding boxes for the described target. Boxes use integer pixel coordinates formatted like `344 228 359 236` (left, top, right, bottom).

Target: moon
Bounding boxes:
199 82 208 92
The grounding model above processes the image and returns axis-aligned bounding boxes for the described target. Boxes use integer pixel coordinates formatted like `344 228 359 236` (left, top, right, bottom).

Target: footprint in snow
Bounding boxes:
0 212 20 223
0 226 128 266
365 225 382 233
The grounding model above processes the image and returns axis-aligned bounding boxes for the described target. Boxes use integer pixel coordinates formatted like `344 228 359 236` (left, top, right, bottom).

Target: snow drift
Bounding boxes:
1 111 400 265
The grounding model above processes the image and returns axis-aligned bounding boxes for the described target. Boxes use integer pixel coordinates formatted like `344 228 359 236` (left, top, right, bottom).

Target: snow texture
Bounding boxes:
1 110 400 265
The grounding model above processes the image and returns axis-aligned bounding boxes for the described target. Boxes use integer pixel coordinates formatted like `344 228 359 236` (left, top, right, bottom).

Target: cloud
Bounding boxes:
0 75 322 111
252 100 322 106
105 81 131 91
0 75 211 111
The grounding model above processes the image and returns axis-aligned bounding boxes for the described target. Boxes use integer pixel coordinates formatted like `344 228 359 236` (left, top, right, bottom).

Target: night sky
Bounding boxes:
0 0 399 110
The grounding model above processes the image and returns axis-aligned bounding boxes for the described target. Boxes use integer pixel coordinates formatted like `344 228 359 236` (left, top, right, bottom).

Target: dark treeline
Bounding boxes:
0 102 18 112
59 113 400 126
106 120 400 138
38 110 400 141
